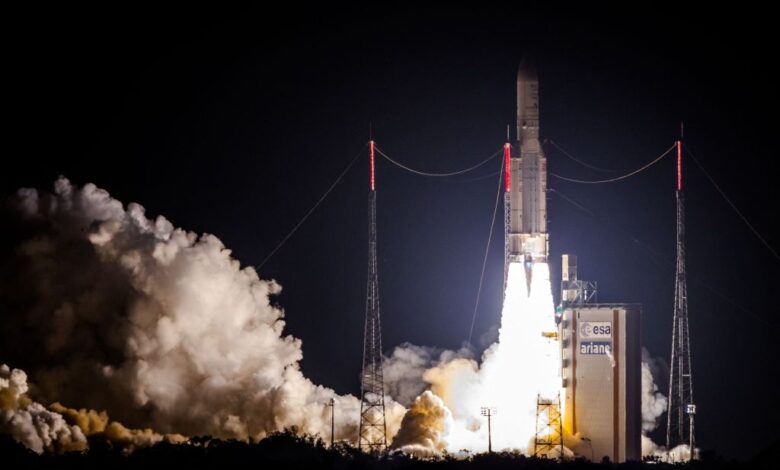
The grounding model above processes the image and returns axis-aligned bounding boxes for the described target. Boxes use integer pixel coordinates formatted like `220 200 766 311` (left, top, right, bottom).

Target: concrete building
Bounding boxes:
559 304 642 462
557 255 641 462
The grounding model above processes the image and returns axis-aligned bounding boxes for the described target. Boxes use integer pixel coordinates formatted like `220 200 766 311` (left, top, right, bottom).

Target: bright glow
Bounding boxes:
504 143 511 192
677 140 682 191
370 140 376 191
431 261 563 454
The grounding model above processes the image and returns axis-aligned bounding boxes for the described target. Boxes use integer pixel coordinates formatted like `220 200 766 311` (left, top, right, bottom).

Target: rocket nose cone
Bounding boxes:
517 56 538 81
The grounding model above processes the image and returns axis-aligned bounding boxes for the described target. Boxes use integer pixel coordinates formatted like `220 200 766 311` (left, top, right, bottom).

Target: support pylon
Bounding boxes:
358 140 387 452
666 140 696 458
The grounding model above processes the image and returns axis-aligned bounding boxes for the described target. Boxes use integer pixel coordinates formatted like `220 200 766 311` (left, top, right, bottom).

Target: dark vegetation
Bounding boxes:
2 430 774 470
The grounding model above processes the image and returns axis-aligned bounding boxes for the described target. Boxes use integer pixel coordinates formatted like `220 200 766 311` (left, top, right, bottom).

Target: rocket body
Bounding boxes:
508 60 548 264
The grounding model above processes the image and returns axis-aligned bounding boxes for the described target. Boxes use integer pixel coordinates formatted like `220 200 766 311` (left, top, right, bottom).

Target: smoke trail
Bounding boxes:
0 178 405 451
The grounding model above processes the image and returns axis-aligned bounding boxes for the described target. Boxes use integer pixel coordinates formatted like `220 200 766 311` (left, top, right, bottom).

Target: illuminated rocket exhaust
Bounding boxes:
481 260 561 452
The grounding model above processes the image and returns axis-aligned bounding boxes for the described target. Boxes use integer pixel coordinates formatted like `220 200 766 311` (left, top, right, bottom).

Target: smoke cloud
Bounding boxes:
1 364 87 453
1 362 190 453
0 178 404 452
383 343 474 407
390 391 452 457
641 348 668 433
0 178 695 461
638 349 695 462
49 401 188 450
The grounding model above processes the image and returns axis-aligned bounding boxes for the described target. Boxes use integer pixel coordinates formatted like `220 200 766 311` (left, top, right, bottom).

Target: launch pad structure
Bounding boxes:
534 393 564 458
349 58 680 461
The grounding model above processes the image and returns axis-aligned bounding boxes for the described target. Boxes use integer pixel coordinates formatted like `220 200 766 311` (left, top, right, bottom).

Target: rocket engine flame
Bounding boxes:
391 261 563 455
477 261 561 451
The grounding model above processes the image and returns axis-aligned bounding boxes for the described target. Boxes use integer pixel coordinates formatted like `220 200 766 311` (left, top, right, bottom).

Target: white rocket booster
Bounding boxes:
507 58 548 265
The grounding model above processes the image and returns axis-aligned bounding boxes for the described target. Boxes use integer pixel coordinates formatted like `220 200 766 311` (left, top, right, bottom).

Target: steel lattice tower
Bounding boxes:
534 393 564 459
358 140 387 452
666 140 696 456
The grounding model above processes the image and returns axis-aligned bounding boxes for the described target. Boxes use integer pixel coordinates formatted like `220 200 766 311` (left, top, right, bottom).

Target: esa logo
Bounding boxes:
579 321 611 338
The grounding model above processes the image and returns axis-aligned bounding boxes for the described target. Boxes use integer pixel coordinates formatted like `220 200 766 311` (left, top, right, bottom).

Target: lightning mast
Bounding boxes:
358 140 387 452
503 137 511 293
666 139 696 458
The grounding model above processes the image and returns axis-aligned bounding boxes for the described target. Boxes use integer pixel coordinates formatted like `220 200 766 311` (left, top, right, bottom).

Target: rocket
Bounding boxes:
507 58 548 266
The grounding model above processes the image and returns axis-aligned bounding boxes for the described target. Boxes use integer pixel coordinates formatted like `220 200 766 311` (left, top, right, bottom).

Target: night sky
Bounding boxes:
4 4 777 460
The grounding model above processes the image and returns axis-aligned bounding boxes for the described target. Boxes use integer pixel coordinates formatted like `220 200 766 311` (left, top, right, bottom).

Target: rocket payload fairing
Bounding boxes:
507 59 548 267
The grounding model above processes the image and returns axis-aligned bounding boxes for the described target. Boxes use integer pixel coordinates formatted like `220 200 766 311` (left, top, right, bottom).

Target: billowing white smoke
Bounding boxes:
1 363 187 453
639 349 695 462
1 364 87 453
642 433 695 462
0 178 404 450
641 348 668 433
390 391 453 457
0 178 696 460
383 344 474 407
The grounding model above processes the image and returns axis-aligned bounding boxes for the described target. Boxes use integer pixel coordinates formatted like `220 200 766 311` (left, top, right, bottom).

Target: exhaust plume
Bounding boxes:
388 261 563 455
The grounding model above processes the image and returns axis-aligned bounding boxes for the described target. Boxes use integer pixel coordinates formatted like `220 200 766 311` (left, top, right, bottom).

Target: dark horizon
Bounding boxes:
3 4 777 460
